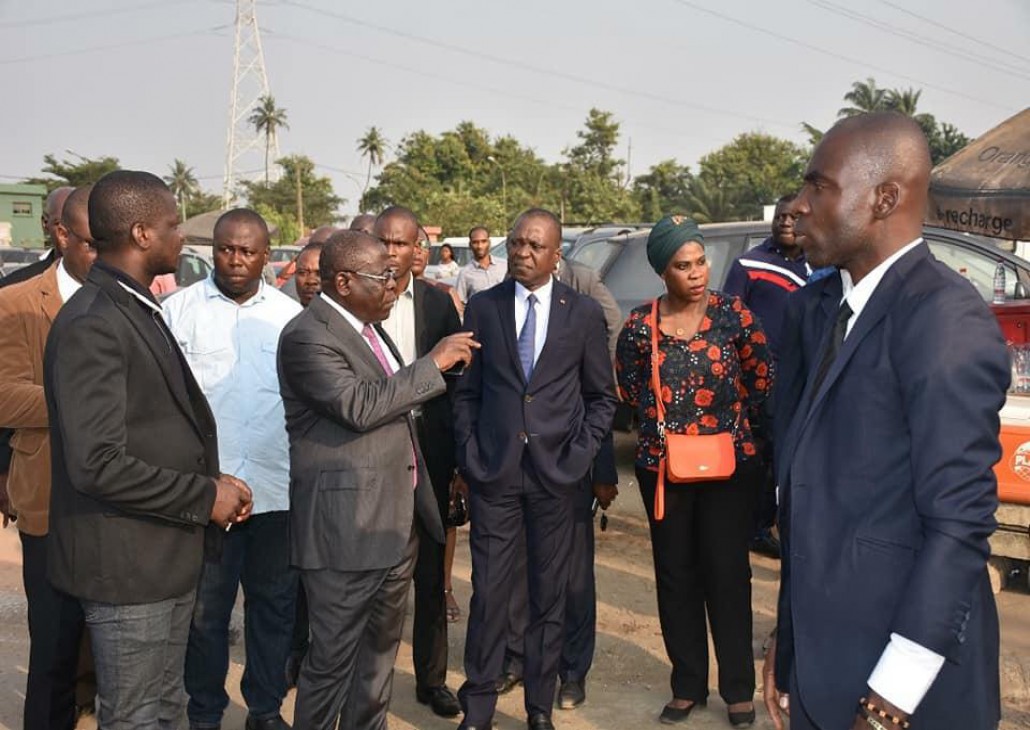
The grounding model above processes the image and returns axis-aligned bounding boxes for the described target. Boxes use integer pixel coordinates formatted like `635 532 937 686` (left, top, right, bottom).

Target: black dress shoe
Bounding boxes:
557 679 585 709
496 671 523 694
748 530 781 559
245 716 290 730
658 700 705 725
728 706 756 728
527 713 555 730
416 685 462 718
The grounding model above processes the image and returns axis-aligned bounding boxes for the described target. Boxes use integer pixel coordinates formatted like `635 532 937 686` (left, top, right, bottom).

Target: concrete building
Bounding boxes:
0 184 47 248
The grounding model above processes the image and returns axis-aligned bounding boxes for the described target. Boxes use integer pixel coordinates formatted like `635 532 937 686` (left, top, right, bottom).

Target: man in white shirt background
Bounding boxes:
164 208 302 730
764 113 1008 730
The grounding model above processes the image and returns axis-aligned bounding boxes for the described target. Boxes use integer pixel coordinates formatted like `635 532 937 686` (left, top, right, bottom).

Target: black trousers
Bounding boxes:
412 509 448 691
21 531 85 730
502 480 596 683
458 471 576 725
637 461 760 705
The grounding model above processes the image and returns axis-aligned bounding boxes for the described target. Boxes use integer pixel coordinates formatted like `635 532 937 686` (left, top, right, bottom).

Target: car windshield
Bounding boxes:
269 248 297 263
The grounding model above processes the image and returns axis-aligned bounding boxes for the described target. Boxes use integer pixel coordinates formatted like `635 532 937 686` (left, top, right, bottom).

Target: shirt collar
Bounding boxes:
94 260 163 313
515 276 554 308
203 273 267 305
55 259 82 302
840 237 922 319
763 236 806 263
319 291 366 335
472 257 499 271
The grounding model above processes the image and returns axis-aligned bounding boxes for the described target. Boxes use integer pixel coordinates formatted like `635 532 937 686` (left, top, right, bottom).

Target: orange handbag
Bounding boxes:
649 299 736 520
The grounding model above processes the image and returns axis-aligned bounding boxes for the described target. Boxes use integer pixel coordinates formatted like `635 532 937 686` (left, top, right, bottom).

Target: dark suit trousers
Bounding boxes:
21 531 84 730
293 528 418 730
412 425 452 692
637 462 759 705
459 471 576 724
502 480 596 683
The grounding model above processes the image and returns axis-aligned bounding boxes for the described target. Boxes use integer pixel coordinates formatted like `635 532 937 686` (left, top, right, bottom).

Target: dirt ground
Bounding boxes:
0 433 1026 728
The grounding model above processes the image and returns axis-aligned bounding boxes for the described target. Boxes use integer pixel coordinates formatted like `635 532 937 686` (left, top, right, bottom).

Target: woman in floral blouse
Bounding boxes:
616 215 773 728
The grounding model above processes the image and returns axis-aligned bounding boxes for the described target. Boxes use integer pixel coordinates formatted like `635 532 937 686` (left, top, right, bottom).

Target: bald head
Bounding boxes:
319 230 383 287
43 186 74 246
308 225 338 245
795 112 932 278
349 214 377 235
62 186 93 238
57 185 96 282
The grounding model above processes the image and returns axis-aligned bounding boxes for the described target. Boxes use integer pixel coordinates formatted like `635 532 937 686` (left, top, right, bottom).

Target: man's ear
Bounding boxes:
334 271 350 297
873 182 900 220
130 221 150 250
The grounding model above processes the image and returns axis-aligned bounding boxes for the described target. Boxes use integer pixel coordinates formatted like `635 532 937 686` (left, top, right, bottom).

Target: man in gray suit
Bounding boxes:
277 230 478 729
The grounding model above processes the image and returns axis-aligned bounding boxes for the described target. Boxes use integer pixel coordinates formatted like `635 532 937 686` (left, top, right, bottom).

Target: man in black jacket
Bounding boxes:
44 170 253 725
377 206 464 718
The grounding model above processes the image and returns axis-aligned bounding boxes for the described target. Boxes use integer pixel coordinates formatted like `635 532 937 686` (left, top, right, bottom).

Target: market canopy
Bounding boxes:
926 107 1030 241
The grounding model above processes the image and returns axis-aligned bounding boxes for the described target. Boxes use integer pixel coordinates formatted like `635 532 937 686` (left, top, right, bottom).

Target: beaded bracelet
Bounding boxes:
863 713 889 730
859 697 911 729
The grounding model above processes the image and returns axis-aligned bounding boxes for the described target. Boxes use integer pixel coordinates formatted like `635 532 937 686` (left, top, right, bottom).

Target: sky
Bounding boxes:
2 0 1028 220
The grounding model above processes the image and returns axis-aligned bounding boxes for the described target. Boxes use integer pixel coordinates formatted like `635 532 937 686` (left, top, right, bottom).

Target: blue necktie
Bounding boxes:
518 293 537 381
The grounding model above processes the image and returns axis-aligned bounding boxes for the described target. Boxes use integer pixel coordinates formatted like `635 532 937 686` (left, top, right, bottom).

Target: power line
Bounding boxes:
875 0 1030 69
277 0 799 132
266 31 757 151
666 0 1016 112
808 0 1030 82
0 26 228 65
0 0 209 29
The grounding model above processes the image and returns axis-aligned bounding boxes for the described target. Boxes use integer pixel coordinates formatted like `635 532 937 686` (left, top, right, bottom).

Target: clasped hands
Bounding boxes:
211 473 253 530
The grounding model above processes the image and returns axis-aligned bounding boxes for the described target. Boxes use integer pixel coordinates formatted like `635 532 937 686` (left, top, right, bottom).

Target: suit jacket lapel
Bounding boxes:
93 268 205 437
310 296 385 377
413 279 429 359
530 279 572 385
495 280 524 385
38 266 62 324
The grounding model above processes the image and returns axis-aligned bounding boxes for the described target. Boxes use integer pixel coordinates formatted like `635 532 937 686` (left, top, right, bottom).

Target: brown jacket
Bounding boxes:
0 264 63 536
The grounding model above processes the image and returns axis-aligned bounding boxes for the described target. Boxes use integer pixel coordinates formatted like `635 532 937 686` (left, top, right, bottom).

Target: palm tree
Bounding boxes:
885 87 922 116
164 159 199 219
248 95 289 184
357 126 387 197
686 177 741 224
800 122 825 147
838 78 887 118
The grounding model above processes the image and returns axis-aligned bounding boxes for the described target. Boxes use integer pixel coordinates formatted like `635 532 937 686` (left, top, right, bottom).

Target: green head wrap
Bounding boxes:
646 215 705 275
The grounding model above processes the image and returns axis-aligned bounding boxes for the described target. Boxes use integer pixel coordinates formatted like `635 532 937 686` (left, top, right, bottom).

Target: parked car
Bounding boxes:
270 245 302 278
565 222 1030 328
0 247 49 278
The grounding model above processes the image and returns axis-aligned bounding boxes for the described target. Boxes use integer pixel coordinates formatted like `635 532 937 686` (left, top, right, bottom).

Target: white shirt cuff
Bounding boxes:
866 633 946 714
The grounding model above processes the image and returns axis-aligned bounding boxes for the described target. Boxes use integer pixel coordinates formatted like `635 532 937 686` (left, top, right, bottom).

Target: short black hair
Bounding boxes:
319 230 381 286
213 208 270 246
776 193 798 205
62 185 93 226
440 243 454 255
468 225 489 238
299 240 324 257
88 170 172 252
512 207 562 240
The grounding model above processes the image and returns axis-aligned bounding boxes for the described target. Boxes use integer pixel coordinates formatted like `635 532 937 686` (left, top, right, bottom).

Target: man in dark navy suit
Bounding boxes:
764 113 1009 730
454 208 617 730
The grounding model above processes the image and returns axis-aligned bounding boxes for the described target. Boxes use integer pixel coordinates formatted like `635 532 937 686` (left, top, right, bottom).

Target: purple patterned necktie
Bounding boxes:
362 324 416 488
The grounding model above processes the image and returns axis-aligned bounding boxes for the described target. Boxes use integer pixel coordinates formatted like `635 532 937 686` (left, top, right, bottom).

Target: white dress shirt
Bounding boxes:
55 260 82 303
380 277 416 366
514 277 553 367
839 237 946 713
162 277 302 515
320 292 401 373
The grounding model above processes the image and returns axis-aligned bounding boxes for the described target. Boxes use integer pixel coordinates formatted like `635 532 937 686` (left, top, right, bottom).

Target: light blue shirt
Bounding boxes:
163 276 302 514
514 277 553 366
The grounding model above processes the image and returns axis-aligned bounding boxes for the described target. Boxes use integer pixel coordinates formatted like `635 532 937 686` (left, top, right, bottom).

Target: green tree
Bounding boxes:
838 77 888 117
164 159 199 219
560 109 639 223
242 155 342 244
24 152 120 192
684 177 741 224
357 126 387 198
632 159 693 221
696 132 807 220
248 95 289 184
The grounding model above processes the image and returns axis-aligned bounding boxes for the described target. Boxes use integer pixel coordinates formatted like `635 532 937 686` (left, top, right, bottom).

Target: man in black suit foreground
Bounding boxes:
454 208 617 730
44 170 253 725
376 206 465 718
278 230 477 729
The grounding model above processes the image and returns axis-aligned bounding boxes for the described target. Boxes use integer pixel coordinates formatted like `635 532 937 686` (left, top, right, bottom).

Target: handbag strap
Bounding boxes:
649 298 668 521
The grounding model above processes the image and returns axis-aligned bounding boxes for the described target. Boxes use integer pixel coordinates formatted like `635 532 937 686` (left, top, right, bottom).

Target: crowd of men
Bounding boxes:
0 111 1010 730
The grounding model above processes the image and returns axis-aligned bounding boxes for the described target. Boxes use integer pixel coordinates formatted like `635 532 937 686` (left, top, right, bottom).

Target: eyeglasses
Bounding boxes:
343 269 397 284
